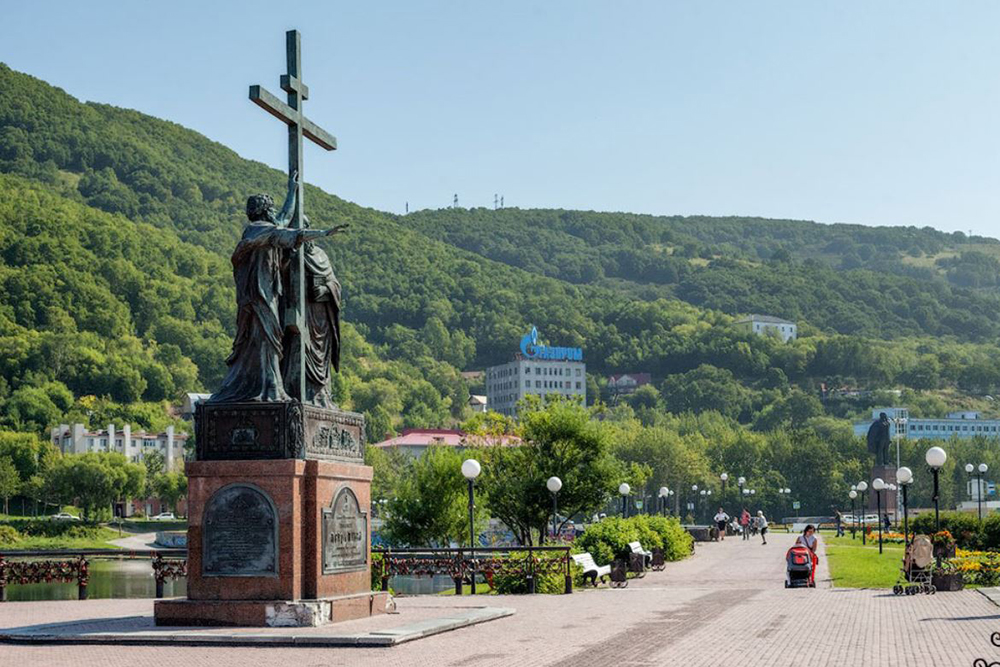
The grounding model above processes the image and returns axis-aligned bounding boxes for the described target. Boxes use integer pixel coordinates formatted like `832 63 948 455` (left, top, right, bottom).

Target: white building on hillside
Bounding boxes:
735 314 798 342
486 326 586 417
51 423 187 470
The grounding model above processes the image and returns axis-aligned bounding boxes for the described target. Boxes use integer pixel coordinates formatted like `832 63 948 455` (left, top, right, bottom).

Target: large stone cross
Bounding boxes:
249 29 337 402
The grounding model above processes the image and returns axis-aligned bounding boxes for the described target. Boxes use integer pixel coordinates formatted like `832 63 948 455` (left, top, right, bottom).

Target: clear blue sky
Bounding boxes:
5 1 1000 237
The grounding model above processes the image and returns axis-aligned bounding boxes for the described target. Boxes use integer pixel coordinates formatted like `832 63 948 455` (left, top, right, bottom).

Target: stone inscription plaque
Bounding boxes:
202 484 278 577
322 486 367 574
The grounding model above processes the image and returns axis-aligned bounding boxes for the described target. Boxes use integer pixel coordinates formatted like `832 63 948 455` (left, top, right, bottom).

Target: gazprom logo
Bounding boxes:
520 326 583 361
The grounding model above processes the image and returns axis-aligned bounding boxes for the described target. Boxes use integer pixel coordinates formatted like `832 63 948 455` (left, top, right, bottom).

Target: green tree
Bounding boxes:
45 452 145 521
474 399 619 545
0 456 20 514
152 471 188 515
383 446 486 547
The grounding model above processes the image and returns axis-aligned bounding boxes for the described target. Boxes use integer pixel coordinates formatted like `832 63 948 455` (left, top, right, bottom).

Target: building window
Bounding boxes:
526 367 531 374
535 381 541 388
525 381 530 388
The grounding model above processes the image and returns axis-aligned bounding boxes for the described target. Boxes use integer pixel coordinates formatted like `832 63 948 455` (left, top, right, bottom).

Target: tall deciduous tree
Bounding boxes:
474 399 619 545
383 446 487 547
0 456 20 515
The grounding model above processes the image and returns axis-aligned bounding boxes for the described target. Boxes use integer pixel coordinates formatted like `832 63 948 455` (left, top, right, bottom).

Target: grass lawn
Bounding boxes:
825 535 904 588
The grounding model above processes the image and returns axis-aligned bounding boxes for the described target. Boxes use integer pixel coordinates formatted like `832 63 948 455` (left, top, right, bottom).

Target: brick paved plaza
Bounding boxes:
3 532 999 666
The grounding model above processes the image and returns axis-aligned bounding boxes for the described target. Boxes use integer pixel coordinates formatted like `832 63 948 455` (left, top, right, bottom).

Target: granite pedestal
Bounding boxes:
154 402 385 627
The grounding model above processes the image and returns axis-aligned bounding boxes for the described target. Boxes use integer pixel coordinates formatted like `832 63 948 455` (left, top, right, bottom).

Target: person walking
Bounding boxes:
713 507 730 541
740 508 751 541
756 510 769 545
835 510 844 538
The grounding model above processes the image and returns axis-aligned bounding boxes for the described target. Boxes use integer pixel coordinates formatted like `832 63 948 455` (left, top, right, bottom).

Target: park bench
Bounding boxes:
571 552 611 587
628 541 652 568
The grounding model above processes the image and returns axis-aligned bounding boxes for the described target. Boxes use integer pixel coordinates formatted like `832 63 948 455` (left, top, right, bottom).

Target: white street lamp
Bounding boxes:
547 476 562 542
462 459 481 480
926 446 947 533
619 482 631 518
871 478 886 553
461 458 481 593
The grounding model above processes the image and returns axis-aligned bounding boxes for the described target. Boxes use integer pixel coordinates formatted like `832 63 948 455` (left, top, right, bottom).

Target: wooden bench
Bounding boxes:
628 541 652 568
571 552 611 587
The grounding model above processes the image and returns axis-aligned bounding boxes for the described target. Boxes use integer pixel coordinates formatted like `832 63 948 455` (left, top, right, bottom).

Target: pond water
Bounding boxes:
4 559 186 602
4 559 449 601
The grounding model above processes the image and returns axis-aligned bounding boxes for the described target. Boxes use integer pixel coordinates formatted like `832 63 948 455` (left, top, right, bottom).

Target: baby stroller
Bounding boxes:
893 535 935 595
785 544 815 588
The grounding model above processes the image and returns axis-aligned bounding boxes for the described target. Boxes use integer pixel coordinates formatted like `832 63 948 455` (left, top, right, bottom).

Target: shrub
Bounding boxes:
911 512 982 549
642 515 693 561
491 551 579 594
371 551 385 592
983 514 1000 551
0 524 22 546
574 516 640 565
574 515 693 566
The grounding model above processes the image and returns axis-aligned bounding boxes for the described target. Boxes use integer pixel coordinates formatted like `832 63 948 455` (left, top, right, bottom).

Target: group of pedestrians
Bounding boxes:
713 507 768 545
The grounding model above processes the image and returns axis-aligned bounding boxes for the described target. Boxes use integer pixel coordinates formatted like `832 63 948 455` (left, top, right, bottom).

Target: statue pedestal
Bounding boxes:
867 464 898 517
155 402 384 627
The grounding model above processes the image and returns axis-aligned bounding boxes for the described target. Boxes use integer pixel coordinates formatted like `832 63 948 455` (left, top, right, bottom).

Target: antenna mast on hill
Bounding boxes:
453 193 459 208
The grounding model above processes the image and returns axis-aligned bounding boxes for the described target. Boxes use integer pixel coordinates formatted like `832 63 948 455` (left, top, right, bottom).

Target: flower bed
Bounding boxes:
947 549 1000 587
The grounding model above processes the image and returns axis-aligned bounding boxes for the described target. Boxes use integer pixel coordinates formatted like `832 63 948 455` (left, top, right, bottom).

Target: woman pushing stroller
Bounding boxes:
791 524 819 587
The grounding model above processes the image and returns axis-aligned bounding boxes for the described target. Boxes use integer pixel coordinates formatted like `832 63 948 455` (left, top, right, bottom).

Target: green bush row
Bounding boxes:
573 515 693 566
910 511 1000 549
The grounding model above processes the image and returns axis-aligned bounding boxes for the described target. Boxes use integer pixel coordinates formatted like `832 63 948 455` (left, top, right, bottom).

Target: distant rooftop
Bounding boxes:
371 427 520 449
736 314 796 325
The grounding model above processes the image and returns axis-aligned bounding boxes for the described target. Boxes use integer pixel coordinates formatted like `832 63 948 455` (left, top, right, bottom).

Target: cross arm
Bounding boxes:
249 85 338 151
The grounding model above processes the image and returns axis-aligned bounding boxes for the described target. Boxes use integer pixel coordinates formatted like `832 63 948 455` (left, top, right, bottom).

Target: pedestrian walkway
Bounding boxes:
2 531 999 666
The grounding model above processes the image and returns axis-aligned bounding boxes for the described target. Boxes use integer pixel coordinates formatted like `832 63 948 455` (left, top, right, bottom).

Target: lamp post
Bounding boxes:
979 463 989 522
720 473 728 503
547 476 562 542
897 466 913 548
462 458 481 594
658 486 669 517
619 482 631 518
857 481 868 545
926 446 947 534
849 488 858 540
966 463 975 515
872 477 885 554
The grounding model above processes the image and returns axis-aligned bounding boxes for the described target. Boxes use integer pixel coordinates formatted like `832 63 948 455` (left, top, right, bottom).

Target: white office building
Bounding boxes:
852 407 1000 441
485 326 586 417
51 423 188 470
735 314 798 342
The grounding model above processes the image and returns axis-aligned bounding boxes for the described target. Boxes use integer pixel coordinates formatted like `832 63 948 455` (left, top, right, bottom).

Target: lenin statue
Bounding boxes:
866 412 892 466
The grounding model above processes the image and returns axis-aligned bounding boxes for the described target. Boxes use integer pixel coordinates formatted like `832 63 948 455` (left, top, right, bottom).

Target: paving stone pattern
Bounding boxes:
3 532 1000 666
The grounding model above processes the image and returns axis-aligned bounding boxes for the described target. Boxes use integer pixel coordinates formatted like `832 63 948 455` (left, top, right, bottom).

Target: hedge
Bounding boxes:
573 515 693 566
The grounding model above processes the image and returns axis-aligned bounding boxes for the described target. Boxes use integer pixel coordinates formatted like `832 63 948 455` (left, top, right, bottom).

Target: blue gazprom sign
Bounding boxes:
519 326 583 361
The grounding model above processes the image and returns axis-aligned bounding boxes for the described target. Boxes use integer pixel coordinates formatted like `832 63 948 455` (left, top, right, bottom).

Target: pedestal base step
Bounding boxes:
154 591 391 627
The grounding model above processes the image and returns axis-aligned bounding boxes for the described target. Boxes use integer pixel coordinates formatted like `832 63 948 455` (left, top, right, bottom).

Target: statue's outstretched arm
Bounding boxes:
275 170 299 227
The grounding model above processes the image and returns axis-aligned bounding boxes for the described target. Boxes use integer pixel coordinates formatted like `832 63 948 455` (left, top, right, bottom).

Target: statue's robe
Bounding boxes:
866 418 891 466
209 222 304 403
301 241 341 405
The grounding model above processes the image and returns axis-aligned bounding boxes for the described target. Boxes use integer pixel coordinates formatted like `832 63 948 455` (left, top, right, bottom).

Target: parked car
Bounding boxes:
50 512 81 521
151 512 176 521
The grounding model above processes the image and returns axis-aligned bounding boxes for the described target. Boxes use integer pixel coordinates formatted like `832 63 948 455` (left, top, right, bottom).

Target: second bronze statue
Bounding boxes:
209 172 347 406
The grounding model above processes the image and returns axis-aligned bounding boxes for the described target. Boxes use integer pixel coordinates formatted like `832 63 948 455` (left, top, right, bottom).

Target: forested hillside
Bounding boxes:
3 61 1000 445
